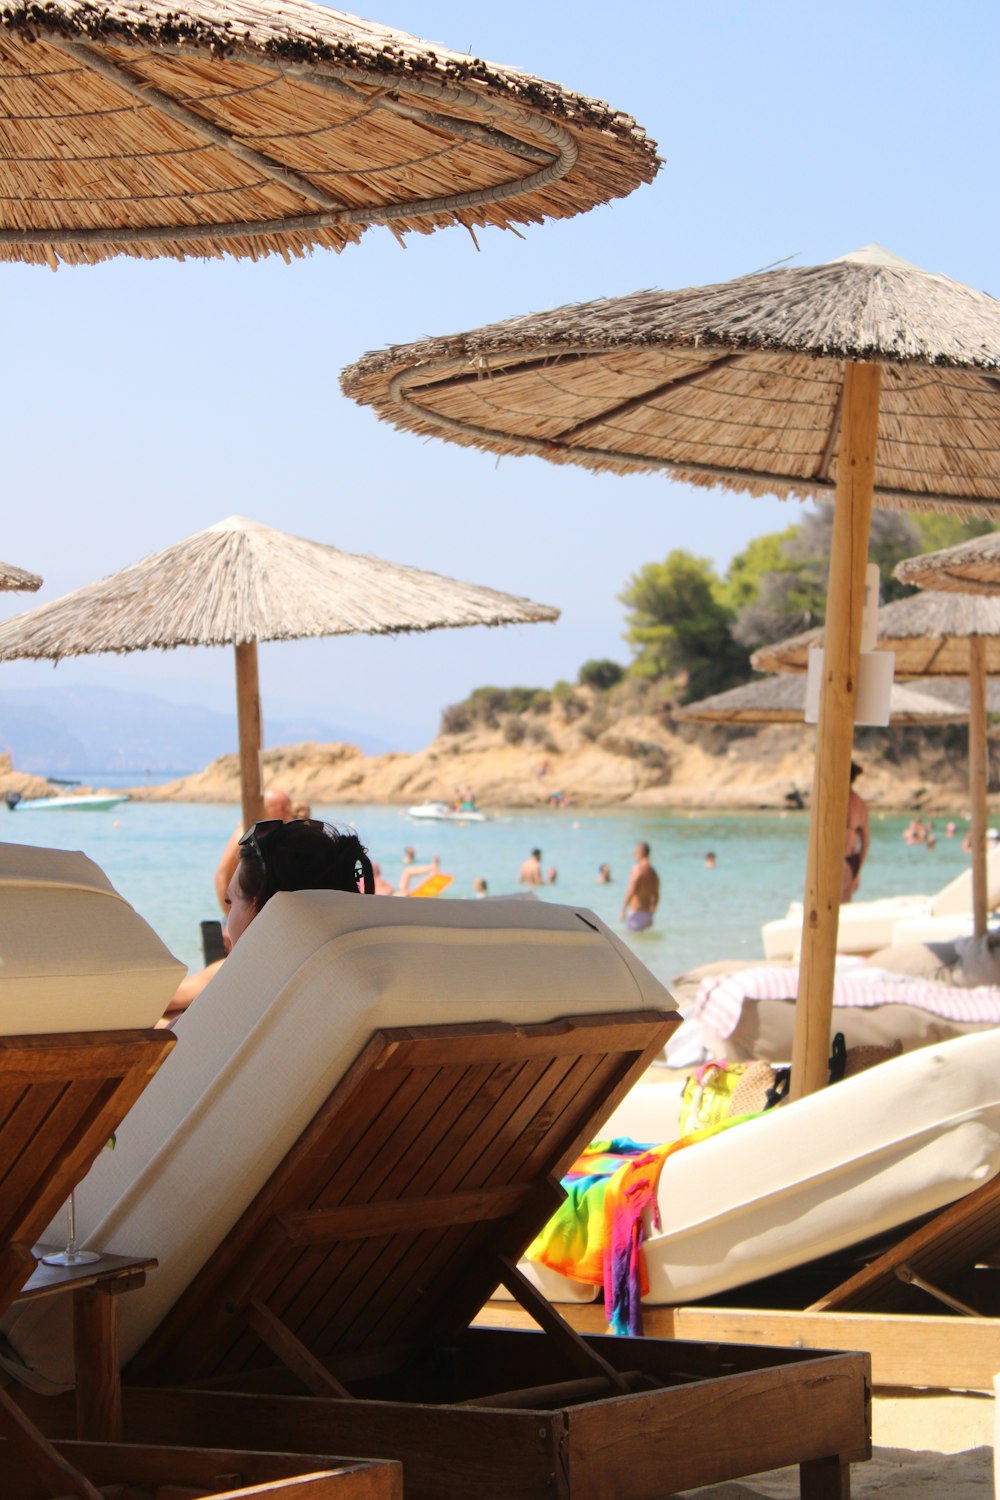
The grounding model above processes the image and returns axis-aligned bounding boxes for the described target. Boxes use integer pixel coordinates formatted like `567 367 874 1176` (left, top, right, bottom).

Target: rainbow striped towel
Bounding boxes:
525 1120 750 1335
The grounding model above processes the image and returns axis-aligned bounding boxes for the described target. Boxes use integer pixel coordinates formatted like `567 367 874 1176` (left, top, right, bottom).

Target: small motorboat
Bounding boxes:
406 801 486 823
5 790 131 813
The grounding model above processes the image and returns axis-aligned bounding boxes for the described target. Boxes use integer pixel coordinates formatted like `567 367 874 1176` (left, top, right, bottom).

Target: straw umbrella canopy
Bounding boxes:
0 562 41 593
896 532 1000 596
0 515 559 827
674 673 974 726
0 0 658 267
754 592 1000 939
342 244 1000 1098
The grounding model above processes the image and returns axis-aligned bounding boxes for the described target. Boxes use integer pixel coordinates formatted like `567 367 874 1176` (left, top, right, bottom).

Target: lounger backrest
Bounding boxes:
930 842 1000 917
0 1030 175 1317
2 892 675 1394
0 841 185 1032
128 1009 672 1389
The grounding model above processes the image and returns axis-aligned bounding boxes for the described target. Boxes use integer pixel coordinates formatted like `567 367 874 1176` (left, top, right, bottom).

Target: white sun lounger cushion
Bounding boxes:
1 890 673 1392
0 841 185 1033
762 846 1000 959
517 1030 1000 1307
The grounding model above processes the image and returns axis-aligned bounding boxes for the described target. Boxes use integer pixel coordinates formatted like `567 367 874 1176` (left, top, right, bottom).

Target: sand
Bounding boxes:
668 1445 991 1497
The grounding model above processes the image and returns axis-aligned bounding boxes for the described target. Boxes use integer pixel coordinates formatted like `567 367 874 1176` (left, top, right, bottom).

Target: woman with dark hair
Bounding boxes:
163 819 373 1024
226 818 373 946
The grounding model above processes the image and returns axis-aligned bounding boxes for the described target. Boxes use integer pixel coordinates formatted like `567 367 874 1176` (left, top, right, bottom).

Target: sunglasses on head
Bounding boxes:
239 817 325 860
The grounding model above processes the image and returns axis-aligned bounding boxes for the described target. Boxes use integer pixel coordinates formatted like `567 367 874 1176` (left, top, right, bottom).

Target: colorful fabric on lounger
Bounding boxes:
525 1120 752 1335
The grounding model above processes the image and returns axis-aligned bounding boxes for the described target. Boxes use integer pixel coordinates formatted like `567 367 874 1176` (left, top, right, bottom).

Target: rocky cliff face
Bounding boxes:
126 695 983 812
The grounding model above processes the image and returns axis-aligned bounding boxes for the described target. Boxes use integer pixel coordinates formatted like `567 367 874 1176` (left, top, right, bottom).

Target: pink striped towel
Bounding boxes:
693 962 1000 1039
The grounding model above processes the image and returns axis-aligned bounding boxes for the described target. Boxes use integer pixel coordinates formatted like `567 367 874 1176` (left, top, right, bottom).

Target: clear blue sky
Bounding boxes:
1 0 996 749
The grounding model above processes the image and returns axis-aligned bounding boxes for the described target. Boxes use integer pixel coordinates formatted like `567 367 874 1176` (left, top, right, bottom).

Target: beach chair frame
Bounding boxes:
90 1011 870 1500
0 1029 174 1500
0 1028 402 1500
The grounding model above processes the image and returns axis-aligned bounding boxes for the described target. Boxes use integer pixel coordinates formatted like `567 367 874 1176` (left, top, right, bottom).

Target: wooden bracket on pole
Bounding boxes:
791 361 882 1101
234 640 265 832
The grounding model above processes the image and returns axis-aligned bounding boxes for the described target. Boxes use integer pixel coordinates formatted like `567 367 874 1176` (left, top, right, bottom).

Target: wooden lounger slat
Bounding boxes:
132 1039 416 1381
812 1169 1000 1313
281 1184 540 1244
215 1059 506 1379
0 1079 104 1227
304 1055 579 1357
206 1068 437 1380
127 1014 673 1390
304 1046 608 1358
0 1032 175 1309
273 1044 633 1363
264 1055 556 1364
337 1053 619 1356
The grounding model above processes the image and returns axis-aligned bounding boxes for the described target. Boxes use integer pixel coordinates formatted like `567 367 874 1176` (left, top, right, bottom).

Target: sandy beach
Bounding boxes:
671 1446 991 1498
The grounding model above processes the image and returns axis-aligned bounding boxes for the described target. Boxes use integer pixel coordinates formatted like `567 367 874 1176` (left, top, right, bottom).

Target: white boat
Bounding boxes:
406 801 486 823
5 791 131 813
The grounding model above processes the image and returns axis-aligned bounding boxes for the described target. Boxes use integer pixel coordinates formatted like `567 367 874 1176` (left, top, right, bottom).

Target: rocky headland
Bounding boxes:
123 691 985 813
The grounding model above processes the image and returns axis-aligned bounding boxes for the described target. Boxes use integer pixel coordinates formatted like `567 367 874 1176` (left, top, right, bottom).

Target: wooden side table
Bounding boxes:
19 1248 156 1442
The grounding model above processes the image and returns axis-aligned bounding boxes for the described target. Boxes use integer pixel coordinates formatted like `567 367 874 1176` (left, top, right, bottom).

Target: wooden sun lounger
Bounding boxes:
0 1030 174 1500
56 1011 871 1500
0 1029 402 1500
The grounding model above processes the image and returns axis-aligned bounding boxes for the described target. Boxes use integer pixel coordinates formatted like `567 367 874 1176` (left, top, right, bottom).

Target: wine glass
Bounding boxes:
41 1190 100 1267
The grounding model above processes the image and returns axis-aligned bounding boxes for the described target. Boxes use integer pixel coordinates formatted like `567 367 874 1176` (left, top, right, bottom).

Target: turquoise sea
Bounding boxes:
0 797 973 988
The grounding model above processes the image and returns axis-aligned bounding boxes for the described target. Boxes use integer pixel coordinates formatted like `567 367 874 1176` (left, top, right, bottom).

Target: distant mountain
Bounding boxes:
0 685 393 774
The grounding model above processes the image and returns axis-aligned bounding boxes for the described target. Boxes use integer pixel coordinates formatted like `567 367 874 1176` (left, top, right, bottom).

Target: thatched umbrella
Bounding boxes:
0 515 559 828
754 593 1000 939
342 244 1000 1098
0 0 657 266
896 533 1000 597
674 673 973 726
0 563 41 593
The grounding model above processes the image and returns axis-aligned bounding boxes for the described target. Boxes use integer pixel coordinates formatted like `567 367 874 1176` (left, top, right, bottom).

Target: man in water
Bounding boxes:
519 848 544 885
214 786 294 913
621 841 660 932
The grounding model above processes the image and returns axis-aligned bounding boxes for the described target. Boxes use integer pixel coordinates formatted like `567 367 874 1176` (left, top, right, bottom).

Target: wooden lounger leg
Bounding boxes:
799 1455 850 1499
73 1284 123 1441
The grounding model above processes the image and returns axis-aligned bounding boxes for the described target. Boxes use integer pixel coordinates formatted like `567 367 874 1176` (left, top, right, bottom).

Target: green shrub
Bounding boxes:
578 659 625 691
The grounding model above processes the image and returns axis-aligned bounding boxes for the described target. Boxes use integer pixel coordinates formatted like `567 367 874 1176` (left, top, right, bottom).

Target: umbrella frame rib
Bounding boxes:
386 365 999 518
54 39 348 215
1 39 580 248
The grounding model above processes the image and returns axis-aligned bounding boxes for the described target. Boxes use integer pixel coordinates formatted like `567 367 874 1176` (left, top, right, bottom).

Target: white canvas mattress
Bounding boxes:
2 890 673 1391
519 1030 1000 1306
0 841 185 1032
762 845 1000 960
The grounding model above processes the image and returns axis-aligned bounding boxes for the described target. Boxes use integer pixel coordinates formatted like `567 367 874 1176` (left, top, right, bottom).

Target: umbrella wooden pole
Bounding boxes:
968 637 989 938
234 640 265 833
791 361 882 1101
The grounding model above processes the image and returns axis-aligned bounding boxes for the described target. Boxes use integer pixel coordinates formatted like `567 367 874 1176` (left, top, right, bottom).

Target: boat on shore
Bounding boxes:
4 791 131 813
407 801 486 823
